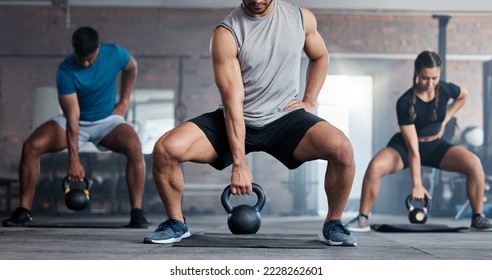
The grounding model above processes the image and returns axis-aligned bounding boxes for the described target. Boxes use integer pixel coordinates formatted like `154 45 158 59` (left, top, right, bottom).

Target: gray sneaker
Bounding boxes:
143 218 191 244
470 214 492 231
322 220 358 246
346 215 371 232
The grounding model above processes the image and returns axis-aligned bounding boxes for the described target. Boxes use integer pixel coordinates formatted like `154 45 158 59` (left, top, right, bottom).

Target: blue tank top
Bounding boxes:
56 44 130 121
219 0 305 127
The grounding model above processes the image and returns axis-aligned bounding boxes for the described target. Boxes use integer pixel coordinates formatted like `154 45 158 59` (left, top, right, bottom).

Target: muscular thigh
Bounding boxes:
293 121 348 161
368 147 405 176
439 146 481 173
100 122 141 153
26 120 67 153
155 121 219 164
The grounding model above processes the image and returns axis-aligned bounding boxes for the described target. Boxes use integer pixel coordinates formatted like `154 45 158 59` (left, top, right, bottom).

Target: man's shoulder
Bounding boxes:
100 43 125 52
279 0 299 9
99 44 130 65
57 53 76 72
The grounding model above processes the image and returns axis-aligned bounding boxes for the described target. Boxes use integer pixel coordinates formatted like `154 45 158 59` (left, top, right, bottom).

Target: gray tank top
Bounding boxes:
219 0 305 127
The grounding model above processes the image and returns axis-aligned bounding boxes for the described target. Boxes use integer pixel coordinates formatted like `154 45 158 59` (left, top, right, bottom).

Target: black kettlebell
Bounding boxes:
221 183 266 234
62 176 92 211
405 195 430 224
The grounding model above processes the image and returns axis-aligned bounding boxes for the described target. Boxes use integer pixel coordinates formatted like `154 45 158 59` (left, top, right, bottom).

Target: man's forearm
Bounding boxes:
119 69 137 104
223 105 247 167
302 57 328 107
66 120 80 163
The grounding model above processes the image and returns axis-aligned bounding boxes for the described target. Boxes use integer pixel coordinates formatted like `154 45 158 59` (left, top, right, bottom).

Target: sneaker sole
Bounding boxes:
2 221 32 227
143 231 191 244
346 226 371 232
322 237 357 247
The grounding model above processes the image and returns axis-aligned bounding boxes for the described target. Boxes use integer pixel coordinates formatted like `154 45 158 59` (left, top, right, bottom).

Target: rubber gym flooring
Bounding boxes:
0 212 490 279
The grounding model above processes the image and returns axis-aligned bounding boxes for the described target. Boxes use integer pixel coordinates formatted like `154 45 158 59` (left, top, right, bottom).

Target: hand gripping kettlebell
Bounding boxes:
221 183 266 234
405 195 430 224
62 176 93 211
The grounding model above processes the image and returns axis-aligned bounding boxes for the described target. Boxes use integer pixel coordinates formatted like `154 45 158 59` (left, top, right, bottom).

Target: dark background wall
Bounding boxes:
1 4 491 217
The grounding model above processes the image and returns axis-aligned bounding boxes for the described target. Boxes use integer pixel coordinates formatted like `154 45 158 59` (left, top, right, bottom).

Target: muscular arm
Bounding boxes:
400 125 432 200
58 93 85 181
284 8 329 112
211 27 252 195
113 55 138 116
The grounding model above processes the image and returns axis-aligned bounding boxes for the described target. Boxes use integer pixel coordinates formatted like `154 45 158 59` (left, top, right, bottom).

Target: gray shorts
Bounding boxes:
52 114 126 151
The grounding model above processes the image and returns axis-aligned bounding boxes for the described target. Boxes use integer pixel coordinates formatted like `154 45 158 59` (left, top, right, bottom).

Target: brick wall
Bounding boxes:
1 5 491 216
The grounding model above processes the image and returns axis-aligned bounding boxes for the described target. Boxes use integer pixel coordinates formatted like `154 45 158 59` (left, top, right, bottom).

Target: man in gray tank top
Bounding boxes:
144 0 358 246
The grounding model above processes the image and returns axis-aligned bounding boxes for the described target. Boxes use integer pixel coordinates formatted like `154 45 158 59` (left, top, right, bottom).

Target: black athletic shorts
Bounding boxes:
189 108 325 170
387 132 454 169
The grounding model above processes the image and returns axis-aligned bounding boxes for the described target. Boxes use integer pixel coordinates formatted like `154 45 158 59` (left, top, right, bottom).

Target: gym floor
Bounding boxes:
0 212 490 279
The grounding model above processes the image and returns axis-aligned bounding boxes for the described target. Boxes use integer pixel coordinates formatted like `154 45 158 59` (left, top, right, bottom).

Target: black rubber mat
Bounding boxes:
371 223 469 232
174 233 327 249
28 222 128 228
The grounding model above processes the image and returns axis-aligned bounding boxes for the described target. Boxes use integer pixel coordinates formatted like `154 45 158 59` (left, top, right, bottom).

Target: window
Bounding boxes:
316 75 373 212
127 89 175 154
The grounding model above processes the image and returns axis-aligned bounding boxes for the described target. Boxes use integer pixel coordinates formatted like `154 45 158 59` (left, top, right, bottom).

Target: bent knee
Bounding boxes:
152 136 181 162
364 161 384 180
471 154 483 169
332 139 355 167
129 135 143 151
116 134 143 156
465 154 484 176
22 138 45 157
127 141 143 157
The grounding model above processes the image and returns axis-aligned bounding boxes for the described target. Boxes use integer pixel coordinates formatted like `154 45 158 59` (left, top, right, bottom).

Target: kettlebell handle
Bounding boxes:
221 183 266 214
62 176 93 194
405 195 430 211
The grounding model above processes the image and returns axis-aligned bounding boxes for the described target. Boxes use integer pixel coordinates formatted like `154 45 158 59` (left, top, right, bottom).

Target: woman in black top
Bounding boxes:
346 50 492 231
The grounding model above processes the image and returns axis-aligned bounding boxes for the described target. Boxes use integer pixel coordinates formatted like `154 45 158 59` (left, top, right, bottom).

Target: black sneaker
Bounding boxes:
2 207 33 227
127 208 150 229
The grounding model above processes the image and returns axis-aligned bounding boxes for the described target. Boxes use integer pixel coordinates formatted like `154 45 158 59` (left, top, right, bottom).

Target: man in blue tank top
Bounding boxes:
3 27 150 229
145 0 357 246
